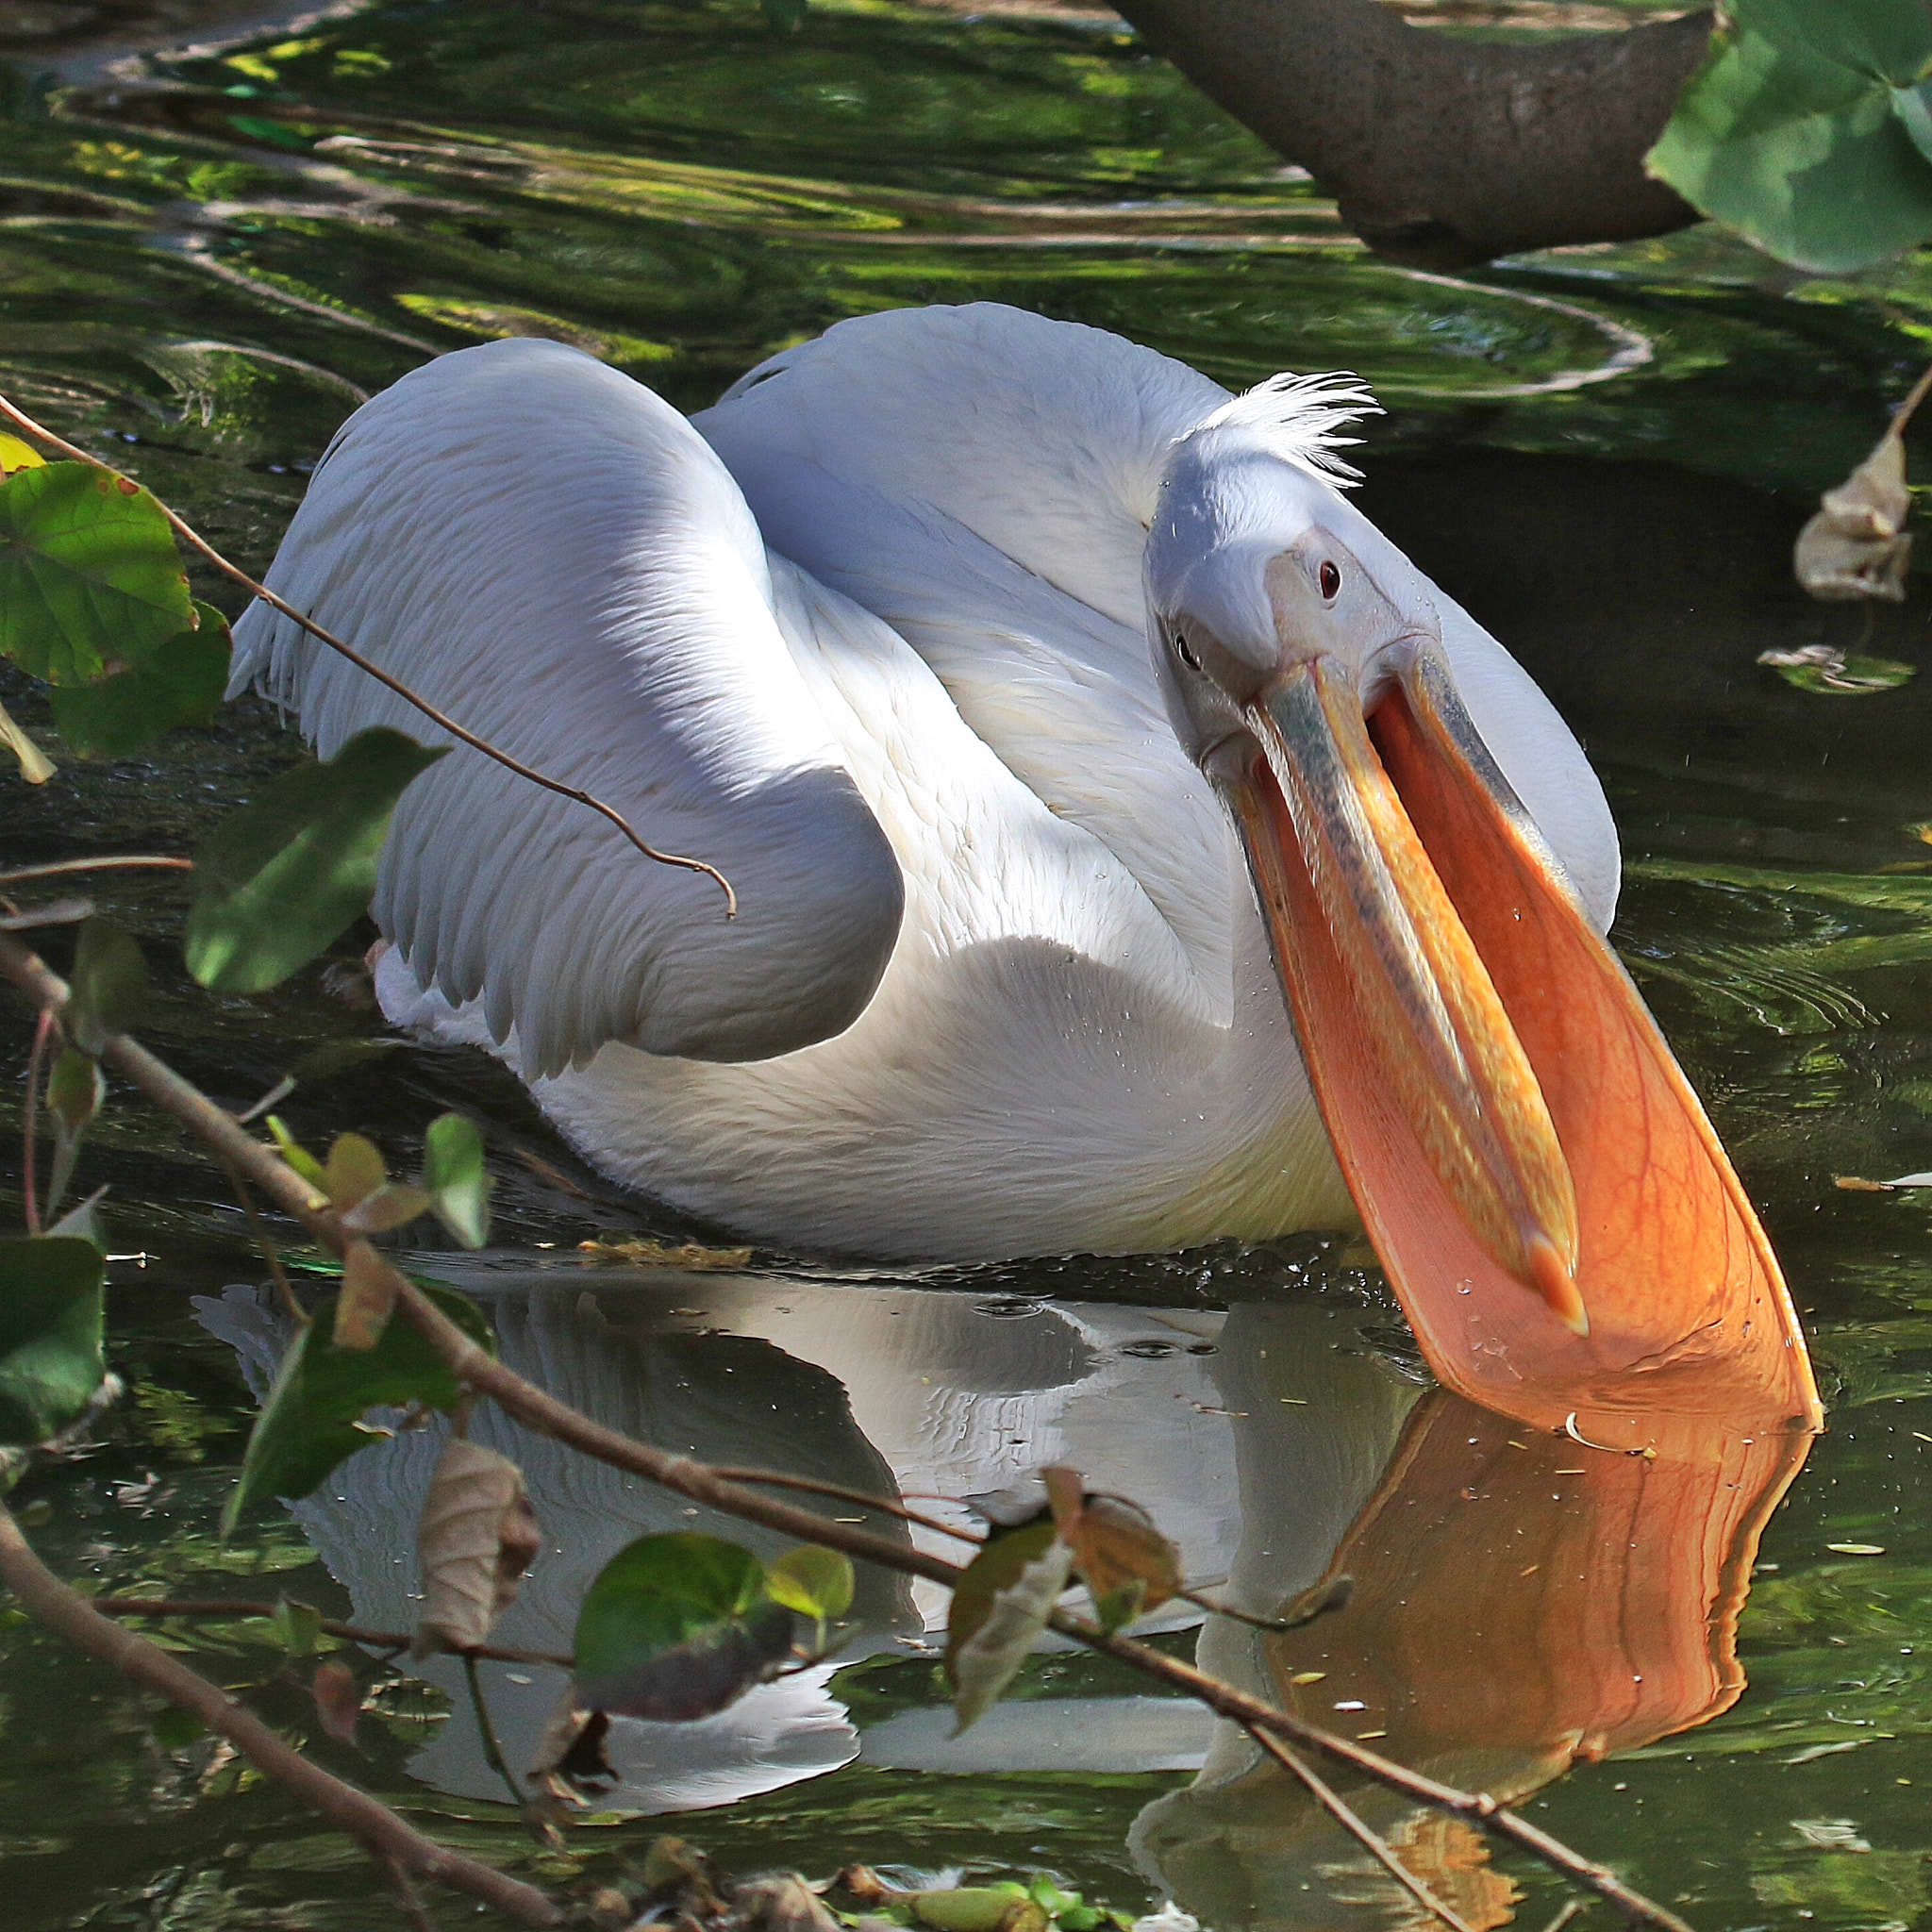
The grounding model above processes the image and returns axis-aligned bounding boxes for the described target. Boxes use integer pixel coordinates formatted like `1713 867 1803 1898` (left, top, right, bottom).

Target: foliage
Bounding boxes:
222 1282 494 1531
0 1236 106 1446
1650 0 1932 272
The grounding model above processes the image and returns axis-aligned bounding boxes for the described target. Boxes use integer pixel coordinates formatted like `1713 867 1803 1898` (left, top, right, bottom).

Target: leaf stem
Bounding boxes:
464 1652 559 1846
0 1500 559 1925
220 1158 308 1326
0 395 737 917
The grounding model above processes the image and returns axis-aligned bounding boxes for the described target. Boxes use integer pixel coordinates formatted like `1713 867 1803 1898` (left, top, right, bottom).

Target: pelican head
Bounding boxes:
1146 382 1819 1432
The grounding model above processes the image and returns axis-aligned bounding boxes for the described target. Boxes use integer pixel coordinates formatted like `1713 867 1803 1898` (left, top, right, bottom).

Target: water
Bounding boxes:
3 2 1932 1926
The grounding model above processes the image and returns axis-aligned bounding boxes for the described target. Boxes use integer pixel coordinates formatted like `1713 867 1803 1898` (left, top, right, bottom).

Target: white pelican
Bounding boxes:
233 302 1819 1427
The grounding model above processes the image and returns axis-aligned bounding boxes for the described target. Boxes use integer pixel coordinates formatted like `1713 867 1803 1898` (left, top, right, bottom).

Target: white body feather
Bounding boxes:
233 304 1617 1261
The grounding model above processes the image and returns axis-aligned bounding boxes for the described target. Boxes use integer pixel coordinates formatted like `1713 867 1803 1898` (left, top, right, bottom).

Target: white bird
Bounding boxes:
234 301 1818 1429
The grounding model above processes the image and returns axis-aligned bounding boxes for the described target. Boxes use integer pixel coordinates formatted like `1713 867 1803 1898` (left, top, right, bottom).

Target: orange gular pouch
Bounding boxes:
1230 656 1821 1445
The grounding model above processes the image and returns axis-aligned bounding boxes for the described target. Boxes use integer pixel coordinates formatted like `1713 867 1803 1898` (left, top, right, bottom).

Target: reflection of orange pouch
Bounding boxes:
1270 1393 1810 1798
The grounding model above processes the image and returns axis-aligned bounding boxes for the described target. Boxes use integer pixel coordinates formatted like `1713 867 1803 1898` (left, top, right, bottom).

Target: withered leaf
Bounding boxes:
311 1657 362 1744
410 1438 541 1657
1041 1464 1182 1619
333 1239 402 1351
949 1537 1073 1735
1794 429 1913 602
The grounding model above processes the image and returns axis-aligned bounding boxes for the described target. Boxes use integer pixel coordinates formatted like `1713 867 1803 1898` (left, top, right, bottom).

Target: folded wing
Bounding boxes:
231 338 904 1077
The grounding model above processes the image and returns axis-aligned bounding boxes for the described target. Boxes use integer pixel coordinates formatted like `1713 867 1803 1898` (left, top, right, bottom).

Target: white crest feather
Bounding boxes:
1189 370 1381 486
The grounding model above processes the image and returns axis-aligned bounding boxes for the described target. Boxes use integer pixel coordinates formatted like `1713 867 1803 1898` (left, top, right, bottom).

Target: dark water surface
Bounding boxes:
4 4 1932 1927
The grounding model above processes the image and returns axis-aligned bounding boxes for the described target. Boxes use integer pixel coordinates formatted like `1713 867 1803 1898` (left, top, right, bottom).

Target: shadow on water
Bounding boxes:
2 0 1932 1925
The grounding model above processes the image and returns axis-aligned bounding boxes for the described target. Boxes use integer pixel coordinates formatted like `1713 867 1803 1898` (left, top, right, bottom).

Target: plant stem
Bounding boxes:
0 858 192 890
0 395 736 915
221 1158 308 1326
0 1499 559 1926
708 1466 985 1542
22 1004 52 1236
0 924 1696 1932
1243 1722 1475 1932
92 1597 574 1668
1889 358 1932 441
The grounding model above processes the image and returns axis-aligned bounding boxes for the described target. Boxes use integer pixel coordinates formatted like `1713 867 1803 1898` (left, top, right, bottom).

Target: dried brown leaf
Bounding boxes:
1040 1465 1182 1616
310 1657 362 1744
333 1238 402 1350
1794 430 1913 602
410 1439 541 1657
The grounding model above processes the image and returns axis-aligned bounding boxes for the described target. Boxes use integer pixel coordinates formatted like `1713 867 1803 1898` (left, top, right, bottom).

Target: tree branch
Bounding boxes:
0 1500 558 1927
0 925 1693 1932
1110 0 1712 267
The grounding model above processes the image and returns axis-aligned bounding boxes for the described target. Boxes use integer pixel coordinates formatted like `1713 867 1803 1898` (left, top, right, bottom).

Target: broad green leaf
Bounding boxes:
945 1515 1058 1675
765 1544 855 1623
49 605 232 756
268 1597 324 1658
1647 0 1932 273
185 727 448 994
423 1113 491 1249
67 917 147 1055
223 1281 492 1531
575 1532 795 1721
0 1236 106 1446
0 462 193 685
44 1048 103 1137
949 1538 1073 1735
323 1132 386 1209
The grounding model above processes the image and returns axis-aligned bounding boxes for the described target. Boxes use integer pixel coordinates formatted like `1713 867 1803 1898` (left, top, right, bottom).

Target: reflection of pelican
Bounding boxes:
234 303 1818 1422
195 1264 1807 1912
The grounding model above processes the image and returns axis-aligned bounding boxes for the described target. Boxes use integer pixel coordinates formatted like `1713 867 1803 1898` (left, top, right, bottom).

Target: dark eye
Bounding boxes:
1174 633 1202 672
1319 561 1341 600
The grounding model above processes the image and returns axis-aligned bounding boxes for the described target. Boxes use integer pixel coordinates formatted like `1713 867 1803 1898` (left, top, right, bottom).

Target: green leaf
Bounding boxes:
223 1281 492 1532
48 604 232 756
0 1236 106 1446
267 1115 327 1191
184 726 448 994
268 1597 324 1658
574 1532 796 1721
765 1544 855 1623
322 1131 386 1209
1647 0 1932 273
423 1113 491 1249
945 1515 1058 1676
0 462 193 685
949 1538 1074 1735
44 1048 103 1138
67 917 147 1055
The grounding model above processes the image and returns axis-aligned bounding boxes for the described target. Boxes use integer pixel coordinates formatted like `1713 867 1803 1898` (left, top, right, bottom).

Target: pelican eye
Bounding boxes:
1319 561 1341 600
1174 633 1203 672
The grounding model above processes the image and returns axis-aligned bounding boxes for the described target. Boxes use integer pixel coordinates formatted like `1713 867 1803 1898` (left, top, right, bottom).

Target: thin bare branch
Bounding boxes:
375 1848 439 1932
0 1501 558 1926
708 1466 986 1543
221 1158 308 1328
1243 1722 1475 1932
92 1596 573 1667
0 858 192 890
0 395 736 916
1541 1902 1591 1932
0 924 1694 1932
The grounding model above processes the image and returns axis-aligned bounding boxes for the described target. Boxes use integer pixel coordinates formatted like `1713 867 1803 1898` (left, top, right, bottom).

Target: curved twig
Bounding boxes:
708 1467 986 1543
0 858 193 890
0 926 1694 1932
92 1596 574 1667
0 396 736 917
0 1505 558 1926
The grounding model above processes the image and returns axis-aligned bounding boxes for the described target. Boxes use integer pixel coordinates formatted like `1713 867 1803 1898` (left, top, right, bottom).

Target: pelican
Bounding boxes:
233 301 1819 1425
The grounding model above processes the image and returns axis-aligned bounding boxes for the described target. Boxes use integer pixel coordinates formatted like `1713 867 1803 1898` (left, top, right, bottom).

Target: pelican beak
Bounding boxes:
1211 647 1822 1435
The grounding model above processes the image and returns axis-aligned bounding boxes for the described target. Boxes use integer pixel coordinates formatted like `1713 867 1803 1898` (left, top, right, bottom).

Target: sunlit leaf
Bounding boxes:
0 462 193 685
184 726 448 994
765 1544 855 1625
1646 0 1932 273
267 1114 327 1192
949 1537 1073 1735
912 1889 1036 1932
49 605 232 756
0 433 45 476
411 1438 541 1657
66 917 147 1055
0 1236 106 1446
0 696 54 784
423 1113 491 1249
223 1280 493 1531
574 1532 795 1721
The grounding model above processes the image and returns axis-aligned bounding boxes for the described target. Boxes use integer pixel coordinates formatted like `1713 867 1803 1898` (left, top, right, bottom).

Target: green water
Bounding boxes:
4 2 1932 1926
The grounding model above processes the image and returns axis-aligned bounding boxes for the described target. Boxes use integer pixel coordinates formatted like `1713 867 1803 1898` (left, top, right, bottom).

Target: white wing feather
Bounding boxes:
230 338 904 1077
